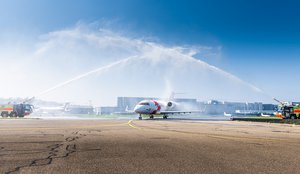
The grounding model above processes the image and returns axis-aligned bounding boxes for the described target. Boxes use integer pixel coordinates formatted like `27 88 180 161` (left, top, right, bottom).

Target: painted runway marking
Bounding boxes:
127 120 141 130
127 120 300 144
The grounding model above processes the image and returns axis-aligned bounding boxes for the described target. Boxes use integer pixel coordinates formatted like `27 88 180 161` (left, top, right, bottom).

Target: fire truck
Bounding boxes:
273 98 300 119
0 103 33 118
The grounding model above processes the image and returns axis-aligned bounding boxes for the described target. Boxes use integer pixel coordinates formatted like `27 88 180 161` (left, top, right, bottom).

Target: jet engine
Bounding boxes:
166 101 176 110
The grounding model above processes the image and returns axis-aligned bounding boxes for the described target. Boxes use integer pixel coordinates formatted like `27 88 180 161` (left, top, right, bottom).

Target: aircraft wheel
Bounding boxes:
139 116 142 120
150 115 154 119
163 115 167 119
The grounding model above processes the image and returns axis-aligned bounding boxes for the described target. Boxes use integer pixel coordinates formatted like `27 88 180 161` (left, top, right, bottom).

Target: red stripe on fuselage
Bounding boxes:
151 100 161 114
153 100 161 111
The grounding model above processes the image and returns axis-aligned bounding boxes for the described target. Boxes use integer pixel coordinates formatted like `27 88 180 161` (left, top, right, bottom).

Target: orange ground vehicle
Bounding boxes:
0 104 33 118
274 98 300 119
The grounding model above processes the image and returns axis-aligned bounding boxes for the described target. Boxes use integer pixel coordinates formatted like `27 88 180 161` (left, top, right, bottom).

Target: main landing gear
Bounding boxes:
138 115 167 120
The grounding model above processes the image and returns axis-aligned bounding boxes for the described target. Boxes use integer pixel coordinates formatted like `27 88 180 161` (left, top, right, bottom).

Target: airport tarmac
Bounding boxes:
1 118 300 174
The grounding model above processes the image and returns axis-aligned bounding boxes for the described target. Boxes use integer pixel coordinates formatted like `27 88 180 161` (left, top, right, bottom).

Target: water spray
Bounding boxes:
33 42 270 103
35 55 139 98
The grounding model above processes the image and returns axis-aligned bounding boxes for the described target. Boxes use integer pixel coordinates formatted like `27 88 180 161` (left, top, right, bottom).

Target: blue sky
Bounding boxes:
1 0 300 102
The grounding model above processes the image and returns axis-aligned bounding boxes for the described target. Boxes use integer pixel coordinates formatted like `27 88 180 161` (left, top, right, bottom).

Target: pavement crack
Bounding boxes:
62 144 76 157
5 131 87 174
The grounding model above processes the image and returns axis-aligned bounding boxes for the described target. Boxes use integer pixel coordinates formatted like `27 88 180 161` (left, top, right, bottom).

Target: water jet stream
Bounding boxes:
34 53 270 102
36 56 139 97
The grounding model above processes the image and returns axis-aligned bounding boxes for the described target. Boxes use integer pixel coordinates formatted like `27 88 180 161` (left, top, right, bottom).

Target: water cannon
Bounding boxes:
23 97 35 104
273 98 290 106
273 98 283 105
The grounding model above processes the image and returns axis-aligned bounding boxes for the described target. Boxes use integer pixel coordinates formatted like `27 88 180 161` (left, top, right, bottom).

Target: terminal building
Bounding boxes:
97 97 198 115
199 100 264 115
66 104 94 115
96 97 277 115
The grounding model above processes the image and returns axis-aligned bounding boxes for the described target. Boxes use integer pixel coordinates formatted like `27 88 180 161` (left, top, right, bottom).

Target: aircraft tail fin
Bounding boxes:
63 102 70 112
125 106 134 112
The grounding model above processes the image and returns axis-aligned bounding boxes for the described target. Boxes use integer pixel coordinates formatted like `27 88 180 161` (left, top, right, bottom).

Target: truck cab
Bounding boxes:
14 104 33 117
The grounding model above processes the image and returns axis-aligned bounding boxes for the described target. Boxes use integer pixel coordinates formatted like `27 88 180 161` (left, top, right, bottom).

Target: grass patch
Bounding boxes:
232 117 300 125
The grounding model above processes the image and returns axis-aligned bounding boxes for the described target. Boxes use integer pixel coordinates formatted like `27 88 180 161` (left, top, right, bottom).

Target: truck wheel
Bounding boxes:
285 113 290 119
1 112 8 118
291 115 295 119
10 112 17 117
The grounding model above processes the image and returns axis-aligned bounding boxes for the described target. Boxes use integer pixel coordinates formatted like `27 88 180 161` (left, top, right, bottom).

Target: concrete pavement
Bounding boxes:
1 119 300 173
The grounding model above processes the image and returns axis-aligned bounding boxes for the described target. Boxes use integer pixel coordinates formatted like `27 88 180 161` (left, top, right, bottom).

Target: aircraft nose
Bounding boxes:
134 105 141 113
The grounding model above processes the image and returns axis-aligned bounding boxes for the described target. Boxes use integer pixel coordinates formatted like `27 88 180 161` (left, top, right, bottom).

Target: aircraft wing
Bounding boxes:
159 110 202 115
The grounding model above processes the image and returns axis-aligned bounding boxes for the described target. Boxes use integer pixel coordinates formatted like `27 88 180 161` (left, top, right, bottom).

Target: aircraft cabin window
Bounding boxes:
139 102 149 105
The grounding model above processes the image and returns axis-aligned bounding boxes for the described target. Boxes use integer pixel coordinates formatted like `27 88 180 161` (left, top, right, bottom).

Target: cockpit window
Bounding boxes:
139 102 149 105
24 104 33 111
25 105 31 109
